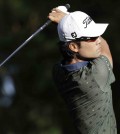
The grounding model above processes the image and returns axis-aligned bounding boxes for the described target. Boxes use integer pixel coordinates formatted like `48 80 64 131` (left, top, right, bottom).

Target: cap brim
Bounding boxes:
82 23 109 37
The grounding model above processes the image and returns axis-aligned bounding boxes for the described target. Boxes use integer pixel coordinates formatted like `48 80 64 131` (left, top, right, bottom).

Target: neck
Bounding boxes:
65 58 84 65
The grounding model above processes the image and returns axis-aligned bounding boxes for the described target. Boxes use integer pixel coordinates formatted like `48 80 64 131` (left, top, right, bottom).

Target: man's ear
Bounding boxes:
68 42 79 52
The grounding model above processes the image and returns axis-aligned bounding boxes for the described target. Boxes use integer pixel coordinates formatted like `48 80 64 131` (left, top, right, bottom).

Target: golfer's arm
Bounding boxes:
100 37 113 68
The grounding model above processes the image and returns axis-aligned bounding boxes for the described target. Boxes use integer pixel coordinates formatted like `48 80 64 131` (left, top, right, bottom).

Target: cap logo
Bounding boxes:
83 16 92 28
71 32 77 38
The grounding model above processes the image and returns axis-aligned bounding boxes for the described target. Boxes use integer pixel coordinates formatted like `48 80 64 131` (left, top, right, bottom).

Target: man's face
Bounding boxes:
77 37 102 59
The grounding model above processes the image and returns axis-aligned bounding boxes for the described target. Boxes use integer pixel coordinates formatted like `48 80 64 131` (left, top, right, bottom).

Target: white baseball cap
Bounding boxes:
57 11 108 42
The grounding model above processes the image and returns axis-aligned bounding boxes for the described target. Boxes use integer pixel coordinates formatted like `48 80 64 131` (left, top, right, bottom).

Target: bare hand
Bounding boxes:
48 8 67 23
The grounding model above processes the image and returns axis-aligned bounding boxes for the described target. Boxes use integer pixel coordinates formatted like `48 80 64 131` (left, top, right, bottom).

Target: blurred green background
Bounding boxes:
0 0 120 134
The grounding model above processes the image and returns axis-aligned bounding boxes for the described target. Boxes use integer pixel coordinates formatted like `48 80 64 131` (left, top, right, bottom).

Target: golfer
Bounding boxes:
48 8 117 134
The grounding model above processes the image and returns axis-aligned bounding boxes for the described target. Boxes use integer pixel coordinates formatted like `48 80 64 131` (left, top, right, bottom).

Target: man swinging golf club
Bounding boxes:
48 7 117 134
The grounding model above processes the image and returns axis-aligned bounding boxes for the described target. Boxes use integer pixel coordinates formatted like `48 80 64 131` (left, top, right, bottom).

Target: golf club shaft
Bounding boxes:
0 20 51 67
0 4 70 67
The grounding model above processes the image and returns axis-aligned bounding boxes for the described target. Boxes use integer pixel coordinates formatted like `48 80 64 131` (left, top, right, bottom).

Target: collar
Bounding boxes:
61 61 89 72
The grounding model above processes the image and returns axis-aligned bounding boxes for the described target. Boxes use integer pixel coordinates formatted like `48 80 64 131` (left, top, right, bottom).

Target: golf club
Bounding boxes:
0 4 70 67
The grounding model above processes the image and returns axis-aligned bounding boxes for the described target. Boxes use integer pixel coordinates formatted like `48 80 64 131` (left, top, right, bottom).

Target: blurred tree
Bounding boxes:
0 0 119 134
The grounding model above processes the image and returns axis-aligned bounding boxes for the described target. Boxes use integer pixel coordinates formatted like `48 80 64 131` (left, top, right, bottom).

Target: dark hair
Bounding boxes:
58 41 81 61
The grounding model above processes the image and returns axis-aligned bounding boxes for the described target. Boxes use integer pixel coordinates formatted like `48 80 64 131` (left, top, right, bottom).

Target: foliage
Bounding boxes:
0 0 120 133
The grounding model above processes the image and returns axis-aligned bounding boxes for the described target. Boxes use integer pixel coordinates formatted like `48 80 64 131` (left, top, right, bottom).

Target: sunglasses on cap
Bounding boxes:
68 36 99 42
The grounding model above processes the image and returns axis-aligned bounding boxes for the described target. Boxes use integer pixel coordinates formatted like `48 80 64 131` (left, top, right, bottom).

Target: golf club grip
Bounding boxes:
64 4 70 10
